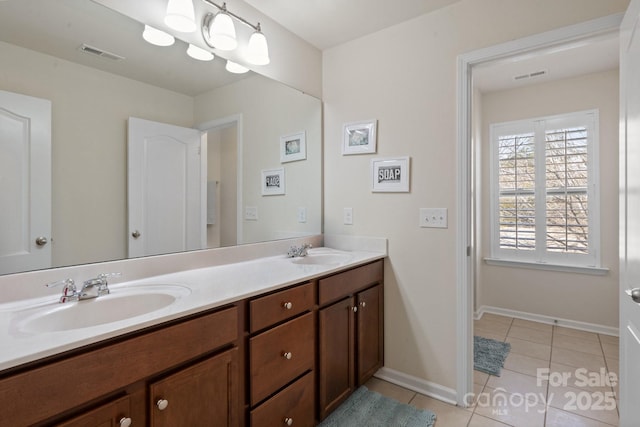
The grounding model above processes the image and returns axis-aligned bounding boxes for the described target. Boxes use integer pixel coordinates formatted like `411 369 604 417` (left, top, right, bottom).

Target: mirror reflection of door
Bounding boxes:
0 90 51 274
127 117 206 258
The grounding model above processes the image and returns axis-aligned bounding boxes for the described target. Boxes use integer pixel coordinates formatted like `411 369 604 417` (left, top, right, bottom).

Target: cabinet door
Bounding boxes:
150 348 239 427
55 396 131 427
357 285 384 384
318 296 355 420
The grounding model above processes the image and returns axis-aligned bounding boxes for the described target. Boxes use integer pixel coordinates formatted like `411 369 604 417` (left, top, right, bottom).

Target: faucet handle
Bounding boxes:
97 272 122 282
46 278 76 293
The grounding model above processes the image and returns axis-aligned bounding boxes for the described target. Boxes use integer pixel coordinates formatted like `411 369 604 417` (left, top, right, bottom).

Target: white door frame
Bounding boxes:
197 114 244 244
455 13 623 406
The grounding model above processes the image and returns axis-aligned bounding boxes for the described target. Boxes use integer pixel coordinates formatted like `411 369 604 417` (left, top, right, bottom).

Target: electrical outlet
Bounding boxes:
297 207 307 223
244 206 258 221
419 208 448 228
343 207 353 225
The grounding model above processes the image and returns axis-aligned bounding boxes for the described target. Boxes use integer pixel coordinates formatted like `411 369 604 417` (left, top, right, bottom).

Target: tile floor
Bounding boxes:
365 313 619 426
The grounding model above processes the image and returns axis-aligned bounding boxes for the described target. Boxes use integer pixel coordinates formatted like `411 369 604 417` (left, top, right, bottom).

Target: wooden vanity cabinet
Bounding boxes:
55 395 132 427
317 260 384 420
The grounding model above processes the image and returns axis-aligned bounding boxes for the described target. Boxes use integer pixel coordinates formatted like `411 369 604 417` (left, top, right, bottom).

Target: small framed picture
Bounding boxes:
371 157 410 192
261 167 285 196
342 119 377 155
280 131 306 163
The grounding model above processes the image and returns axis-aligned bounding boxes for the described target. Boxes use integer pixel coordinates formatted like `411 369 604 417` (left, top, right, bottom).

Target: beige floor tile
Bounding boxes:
480 313 514 325
508 325 552 345
552 334 604 356
506 337 552 361
551 348 607 372
475 318 512 336
547 385 619 425
487 369 548 400
363 377 416 404
468 414 513 427
475 328 508 342
554 326 600 342
545 406 617 427
409 393 472 427
598 334 619 346
503 353 549 377
600 342 619 361
475 369 490 386
464 382 486 411
512 318 553 333
474 386 546 427
548 362 616 393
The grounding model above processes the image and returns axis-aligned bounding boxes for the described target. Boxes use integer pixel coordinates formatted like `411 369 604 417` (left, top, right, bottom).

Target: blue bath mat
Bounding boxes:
474 335 511 376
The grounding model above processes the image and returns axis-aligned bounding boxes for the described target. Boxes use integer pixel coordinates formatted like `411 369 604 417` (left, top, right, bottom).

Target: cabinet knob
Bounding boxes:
284 417 293 426
156 399 169 411
351 306 358 312
359 301 366 308
283 351 293 360
283 301 293 310
119 417 132 427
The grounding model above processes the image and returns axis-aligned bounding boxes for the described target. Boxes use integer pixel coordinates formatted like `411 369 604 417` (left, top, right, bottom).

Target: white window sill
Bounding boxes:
484 258 609 276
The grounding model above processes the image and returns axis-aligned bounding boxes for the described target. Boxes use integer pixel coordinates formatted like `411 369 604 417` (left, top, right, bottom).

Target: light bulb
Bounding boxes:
165 0 196 33
209 12 237 51
225 60 249 74
142 25 175 47
187 44 214 61
246 29 269 65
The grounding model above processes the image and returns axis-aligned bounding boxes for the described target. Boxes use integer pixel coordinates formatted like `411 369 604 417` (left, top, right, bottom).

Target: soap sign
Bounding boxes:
371 157 410 192
261 168 285 195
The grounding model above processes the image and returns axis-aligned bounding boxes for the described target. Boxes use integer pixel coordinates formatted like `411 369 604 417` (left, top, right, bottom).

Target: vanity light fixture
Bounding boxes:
142 25 175 47
187 43 214 61
225 60 249 74
201 0 270 65
165 0 196 33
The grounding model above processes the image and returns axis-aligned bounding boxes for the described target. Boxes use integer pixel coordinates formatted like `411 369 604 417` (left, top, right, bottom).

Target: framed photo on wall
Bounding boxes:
261 167 285 195
280 131 306 163
342 119 377 155
371 157 410 192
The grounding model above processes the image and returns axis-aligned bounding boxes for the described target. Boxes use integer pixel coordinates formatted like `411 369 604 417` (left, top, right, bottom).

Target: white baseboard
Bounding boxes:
374 367 458 406
475 305 619 337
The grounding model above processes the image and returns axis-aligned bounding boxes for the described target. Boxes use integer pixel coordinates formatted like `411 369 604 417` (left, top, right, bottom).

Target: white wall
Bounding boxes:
322 0 628 391
0 41 194 268
477 70 619 327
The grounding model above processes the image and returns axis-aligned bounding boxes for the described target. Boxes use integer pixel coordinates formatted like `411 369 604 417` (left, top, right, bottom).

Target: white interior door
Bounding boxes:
0 90 51 274
128 117 206 258
619 1 640 424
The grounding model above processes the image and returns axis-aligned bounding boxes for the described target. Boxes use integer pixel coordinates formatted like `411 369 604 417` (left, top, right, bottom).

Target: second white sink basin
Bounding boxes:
12 284 191 334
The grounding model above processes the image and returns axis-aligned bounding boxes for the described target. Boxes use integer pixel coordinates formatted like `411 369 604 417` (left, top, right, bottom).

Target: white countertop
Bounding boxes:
0 248 385 372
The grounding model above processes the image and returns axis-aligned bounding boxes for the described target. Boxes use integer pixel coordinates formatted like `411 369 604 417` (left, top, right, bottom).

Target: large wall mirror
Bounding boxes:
0 0 322 275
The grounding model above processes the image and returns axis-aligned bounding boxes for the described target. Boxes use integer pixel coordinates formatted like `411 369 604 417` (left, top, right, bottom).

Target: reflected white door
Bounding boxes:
0 90 51 274
620 1 640 424
128 117 206 258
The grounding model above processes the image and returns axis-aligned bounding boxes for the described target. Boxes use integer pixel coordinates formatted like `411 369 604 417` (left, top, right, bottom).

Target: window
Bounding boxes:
489 110 599 268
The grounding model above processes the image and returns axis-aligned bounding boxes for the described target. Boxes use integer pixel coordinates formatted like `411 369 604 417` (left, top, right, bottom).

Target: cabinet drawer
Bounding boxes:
250 282 313 332
250 312 314 405
250 372 314 427
318 260 383 306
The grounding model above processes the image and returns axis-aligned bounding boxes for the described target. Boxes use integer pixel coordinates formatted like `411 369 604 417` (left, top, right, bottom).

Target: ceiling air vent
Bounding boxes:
513 69 548 82
79 44 125 61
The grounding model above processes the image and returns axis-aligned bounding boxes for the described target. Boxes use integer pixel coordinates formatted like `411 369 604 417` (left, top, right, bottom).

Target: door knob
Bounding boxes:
156 399 169 410
119 417 132 427
629 288 640 303
131 230 141 239
35 236 48 246
284 417 293 426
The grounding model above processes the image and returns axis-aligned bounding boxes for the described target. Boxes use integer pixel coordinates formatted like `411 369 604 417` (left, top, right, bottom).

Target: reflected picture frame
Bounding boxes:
371 156 410 192
280 131 306 163
342 119 377 155
261 167 285 196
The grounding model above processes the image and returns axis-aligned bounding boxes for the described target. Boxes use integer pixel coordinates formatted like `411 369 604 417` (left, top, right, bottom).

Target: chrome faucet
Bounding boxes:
287 243 312 258
46 273 121 303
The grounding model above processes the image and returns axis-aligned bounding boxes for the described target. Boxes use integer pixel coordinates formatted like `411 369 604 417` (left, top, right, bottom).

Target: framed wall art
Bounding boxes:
371 156 410 192
280 131 306 163
342 119 377 155
261 167 285 196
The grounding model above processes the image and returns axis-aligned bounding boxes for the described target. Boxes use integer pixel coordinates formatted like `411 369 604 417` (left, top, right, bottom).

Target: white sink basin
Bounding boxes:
12 284 191 334
290 252 352 266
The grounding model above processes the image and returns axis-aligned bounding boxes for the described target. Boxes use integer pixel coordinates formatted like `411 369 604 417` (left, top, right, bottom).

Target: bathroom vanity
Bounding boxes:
0 247 384 426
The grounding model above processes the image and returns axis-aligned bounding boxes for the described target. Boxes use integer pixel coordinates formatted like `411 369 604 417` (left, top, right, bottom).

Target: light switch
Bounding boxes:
297 207 307 223
343 207 353 225
420 208 447 228
245 206 258 221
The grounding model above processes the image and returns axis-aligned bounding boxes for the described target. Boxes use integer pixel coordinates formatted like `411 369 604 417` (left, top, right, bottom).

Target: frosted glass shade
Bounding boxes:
165 0 196 33
209 12 237 51
187 44 214 61
142 25 175 47
246 30 270 65
225 60 249 74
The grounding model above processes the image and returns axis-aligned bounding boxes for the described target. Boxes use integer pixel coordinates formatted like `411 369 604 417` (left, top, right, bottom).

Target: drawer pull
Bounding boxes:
283 301 293 310
119 417 132 427
156 399 169 411
284 417 293 426
283 351 293 360
351 306 358 312
359 301 366 308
